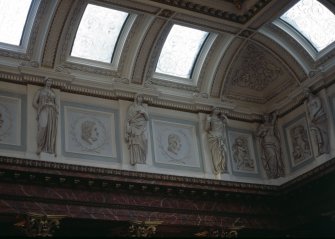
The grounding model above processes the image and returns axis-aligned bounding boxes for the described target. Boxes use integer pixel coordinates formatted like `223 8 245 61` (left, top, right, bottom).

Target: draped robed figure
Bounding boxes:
125 94 149 165
205 107 228 175
33 78 58 155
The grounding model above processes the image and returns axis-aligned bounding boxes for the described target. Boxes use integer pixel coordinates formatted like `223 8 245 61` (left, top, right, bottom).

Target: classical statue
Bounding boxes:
256 111 285 179
32 78 58 155
304 88 329 156
205 107 228 175
125 94 149 165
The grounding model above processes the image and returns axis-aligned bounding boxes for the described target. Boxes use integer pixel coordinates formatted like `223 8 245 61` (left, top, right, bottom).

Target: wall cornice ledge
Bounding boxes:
0 155 276 196
0 70 263 122
0 156 334 197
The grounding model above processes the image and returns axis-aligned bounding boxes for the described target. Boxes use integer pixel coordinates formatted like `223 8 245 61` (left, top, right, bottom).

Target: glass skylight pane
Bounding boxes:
71 4 128 63
280 0 335 51
155 25 208 78
0 0 32 46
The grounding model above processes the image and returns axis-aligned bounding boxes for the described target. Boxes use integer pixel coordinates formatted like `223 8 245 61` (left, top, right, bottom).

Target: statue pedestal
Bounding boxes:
134 163 147 171
39 152 56 161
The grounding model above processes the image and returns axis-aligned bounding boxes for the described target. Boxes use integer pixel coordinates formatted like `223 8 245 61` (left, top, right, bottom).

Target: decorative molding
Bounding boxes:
58 1 86 65
158 9 175 18
42 0 75 68
148 0 272 24
133 18 167 84
150 78 200 92
210 39 243 98
197 34 225 91
0 155 276 193
0 69 262 122
259 23 310 80
62 62 120 77
0 155 334 193
142 20 171 86
117 14 143 76
316 48 335 67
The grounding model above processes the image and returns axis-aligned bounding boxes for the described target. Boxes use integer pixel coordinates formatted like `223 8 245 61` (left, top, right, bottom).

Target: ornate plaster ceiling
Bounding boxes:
0 0 335 117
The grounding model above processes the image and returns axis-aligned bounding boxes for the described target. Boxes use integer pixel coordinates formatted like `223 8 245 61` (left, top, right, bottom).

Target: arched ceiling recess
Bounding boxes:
1 0 335 118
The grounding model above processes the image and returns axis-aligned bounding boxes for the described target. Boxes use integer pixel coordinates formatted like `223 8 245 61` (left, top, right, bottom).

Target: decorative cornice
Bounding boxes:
150 78 199 92
148 0 272 24
0 156 276 194
0 156 334 197
62 63 120 77
0 70 261 122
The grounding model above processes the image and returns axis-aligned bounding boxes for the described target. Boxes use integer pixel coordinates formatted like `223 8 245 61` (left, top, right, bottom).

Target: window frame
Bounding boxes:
66 1 136 71
276 0 335 60
0 0 41 54
153 24 217 86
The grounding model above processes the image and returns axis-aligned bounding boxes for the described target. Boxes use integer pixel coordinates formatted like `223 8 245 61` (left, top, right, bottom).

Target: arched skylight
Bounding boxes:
71 4 128 63
280 0 335 51
0 0 32 46
155 24 209 79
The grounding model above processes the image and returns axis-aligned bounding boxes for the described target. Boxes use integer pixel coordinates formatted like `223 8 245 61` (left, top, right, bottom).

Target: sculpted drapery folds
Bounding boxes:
125 94 149 165
256 111 285 179
32 78 58 155
205 107 228 175
304 88 329 156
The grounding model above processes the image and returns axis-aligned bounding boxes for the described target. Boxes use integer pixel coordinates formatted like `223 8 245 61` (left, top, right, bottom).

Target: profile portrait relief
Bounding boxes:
81 120 99 145
167 133 182 155
65 104 115 158
71 116 107 153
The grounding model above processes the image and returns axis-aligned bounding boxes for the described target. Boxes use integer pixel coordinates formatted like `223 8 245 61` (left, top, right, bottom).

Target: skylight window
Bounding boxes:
155 24 209 79
71 4 128 63
280 0 335 51
0 0 32 46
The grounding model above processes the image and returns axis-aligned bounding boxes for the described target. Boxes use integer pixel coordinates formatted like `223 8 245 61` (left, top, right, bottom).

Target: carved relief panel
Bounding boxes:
61 102 120 162
284 114 314 171
150 116 203 171
0 92 26 151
